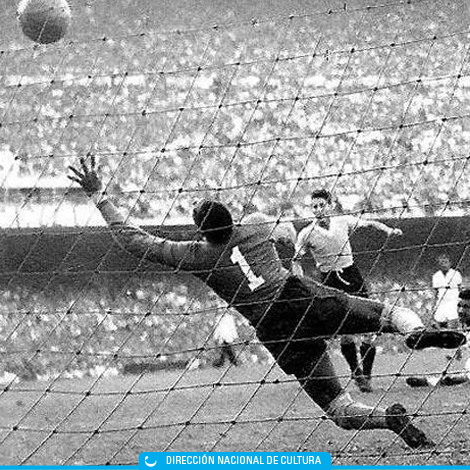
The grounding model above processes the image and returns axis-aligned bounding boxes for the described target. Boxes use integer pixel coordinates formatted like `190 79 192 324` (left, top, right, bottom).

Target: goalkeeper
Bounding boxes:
69 157 465 450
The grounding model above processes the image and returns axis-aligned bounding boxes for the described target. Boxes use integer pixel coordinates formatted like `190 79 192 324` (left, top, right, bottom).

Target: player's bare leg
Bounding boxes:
340 336 372 393
360 340 376 381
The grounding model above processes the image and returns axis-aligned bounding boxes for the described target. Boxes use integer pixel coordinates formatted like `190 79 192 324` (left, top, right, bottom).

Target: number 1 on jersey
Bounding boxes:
230 246 265 291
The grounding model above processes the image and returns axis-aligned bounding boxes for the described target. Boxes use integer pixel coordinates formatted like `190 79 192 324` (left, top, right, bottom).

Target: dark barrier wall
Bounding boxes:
0 216 469 289
353 216 470 280
0 224 201 292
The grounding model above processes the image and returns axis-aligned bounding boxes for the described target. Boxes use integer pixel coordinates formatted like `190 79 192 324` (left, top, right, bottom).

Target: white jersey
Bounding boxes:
296 215 364 273
432 268 462 322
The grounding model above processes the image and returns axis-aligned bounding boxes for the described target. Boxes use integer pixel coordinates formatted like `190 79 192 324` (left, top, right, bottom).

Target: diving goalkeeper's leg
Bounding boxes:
284 340 435 449
342 296 466 350
326 394 435 449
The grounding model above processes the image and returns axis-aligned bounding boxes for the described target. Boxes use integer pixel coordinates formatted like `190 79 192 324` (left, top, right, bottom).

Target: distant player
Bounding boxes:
407 289 470 388
69 158 466 449
432 253 462 329
293 189 403 393
213 311 240 367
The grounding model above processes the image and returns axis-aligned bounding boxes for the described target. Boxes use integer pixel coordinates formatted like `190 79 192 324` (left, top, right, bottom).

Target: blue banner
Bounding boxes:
139 453 331 470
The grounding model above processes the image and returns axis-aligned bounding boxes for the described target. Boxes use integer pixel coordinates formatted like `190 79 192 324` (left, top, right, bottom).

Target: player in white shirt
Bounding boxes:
432 254 462 329
294 189 403 392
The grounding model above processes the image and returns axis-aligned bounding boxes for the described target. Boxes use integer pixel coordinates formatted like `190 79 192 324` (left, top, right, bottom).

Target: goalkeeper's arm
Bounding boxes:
68 157 202 269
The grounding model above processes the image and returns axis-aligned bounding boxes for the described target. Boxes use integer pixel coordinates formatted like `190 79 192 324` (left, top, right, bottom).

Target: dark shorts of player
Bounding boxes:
254 275 383 378
320 264 368 298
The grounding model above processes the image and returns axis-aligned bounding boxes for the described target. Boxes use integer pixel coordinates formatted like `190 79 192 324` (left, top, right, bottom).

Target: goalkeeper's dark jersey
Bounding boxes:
97 200 290 322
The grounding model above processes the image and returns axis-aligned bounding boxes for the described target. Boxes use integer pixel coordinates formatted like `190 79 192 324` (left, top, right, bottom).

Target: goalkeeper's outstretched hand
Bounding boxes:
68 156 102 197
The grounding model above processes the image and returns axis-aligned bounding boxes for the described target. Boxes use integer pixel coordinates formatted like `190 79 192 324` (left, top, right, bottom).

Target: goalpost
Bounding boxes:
0 0 469 465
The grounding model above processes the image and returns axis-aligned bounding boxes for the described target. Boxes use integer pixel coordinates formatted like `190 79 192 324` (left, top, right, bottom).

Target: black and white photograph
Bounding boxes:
0 0 469 465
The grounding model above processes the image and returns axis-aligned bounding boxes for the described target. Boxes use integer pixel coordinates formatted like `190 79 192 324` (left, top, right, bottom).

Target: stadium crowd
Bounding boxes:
0 0 469 227
0 278 274 380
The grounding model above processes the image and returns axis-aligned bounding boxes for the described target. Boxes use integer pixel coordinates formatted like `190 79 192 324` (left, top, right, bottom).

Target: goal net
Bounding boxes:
0 0 469 465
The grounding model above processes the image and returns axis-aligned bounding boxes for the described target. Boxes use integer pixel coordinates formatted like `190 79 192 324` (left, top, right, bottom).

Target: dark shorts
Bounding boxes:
255 275 383 375
321 264 368 297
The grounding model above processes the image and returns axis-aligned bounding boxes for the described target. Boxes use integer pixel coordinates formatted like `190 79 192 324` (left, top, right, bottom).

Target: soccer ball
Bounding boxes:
17 0 71 44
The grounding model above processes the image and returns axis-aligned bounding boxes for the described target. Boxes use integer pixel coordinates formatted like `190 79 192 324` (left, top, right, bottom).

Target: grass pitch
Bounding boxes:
0 348 468 465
